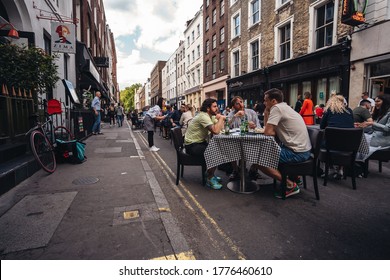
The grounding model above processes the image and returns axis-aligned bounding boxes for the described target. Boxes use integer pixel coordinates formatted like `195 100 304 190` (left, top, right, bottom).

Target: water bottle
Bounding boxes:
224 117 230 135
244 114 249 133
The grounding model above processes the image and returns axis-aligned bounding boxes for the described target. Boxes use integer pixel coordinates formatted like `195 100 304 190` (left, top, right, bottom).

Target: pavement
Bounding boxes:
1 119 390 260
0 120 193 260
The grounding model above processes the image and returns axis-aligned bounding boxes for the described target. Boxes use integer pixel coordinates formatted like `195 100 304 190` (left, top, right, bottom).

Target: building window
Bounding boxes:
197 45 200 58
275 17 293 62
197 24 200 37
230 0 238 6
188 54 190 65
212 34 217 49
212 56 217 75
206 16 210 31
205 40 210 54
212 8 217 24
220 0 225 16
232 11 241 38
197 68 201 84
187 36 190 46
219 51 225 70
249 0 260 26
206 0 210 7
192 50 195 62
192 30 195 42
316 1 334 49
205 60 210 77
250 39 259 71
220 27 225 44
233 50 240 77
275 0 290 9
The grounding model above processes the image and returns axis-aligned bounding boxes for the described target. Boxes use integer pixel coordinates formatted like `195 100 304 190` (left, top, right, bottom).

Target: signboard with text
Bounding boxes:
341 0 368 26
51 22 76 53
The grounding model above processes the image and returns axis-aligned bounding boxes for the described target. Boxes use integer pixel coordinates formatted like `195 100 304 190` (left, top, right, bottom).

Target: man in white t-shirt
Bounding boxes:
256 88 311 198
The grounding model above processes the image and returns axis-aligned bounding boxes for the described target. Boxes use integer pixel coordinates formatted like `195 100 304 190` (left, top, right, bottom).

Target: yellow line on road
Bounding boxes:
138 133 246 260
151 251 196 260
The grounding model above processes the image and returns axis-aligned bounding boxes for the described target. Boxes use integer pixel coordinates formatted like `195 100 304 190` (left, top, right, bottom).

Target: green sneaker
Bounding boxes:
206 177 223 190
214 175 222 183
274 185 300 199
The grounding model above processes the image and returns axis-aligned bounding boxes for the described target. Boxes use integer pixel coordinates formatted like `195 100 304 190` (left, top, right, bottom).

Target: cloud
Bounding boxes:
104 0 203 88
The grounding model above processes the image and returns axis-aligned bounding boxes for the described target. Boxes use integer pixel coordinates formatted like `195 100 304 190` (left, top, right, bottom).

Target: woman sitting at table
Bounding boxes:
355 95 390 149
320 94 355 179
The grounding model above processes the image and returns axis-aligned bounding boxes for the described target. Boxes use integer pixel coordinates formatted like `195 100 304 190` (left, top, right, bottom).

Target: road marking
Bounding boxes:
137 133 246 260
151 251 196 260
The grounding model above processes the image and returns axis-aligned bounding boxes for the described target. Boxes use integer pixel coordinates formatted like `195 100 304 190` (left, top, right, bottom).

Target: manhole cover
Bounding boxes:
72 177 99 185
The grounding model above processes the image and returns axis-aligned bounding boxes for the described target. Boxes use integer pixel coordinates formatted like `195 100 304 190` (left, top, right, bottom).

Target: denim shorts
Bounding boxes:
279 146 311 164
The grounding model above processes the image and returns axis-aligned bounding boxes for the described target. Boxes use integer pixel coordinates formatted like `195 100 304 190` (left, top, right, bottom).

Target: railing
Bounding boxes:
0 93 35 144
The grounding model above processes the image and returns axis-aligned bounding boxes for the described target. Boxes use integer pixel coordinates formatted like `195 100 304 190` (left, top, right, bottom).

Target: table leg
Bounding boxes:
226 140 260 194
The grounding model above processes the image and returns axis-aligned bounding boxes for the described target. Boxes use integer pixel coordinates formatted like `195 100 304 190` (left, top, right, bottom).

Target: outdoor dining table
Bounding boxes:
204 132 281 194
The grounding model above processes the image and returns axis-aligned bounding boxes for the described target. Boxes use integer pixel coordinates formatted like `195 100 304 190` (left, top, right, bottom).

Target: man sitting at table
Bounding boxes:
227 96 263 181
255 88 312 198
184 98 226 190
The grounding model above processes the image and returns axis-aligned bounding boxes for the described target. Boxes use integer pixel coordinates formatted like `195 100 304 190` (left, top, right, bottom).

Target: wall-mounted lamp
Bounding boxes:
0 22 19 39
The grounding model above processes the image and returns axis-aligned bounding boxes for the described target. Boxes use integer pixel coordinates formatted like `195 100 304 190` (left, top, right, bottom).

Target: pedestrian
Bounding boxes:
143 98 166 152
108 102 116 127
299 91 315 125
294 93 304 113
91 91 103 135
116 103 124 127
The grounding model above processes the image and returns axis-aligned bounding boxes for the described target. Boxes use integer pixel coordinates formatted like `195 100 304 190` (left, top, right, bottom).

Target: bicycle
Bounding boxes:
26 99 73 173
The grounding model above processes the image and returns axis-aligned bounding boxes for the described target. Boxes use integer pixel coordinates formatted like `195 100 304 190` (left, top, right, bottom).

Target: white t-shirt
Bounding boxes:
267 102 311 153
358 97 375 107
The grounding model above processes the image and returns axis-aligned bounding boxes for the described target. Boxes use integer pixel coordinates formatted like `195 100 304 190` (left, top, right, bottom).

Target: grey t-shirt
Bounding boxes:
353 106 371 123
267 102 311 153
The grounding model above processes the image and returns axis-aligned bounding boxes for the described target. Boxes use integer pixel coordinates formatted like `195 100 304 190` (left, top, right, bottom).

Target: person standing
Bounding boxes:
91 91 103 135
144 98 166 152
255 88 311 198
116 103 124 127
299 91 315 125
294 93 304 113
184 98 226 189
358 92 375 113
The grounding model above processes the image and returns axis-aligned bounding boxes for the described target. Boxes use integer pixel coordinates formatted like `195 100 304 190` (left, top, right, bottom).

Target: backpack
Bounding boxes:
55 139 86 164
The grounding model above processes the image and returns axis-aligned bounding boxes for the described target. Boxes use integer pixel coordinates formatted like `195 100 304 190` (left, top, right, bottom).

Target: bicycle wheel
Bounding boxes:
54 126 73 141
30 130 56 173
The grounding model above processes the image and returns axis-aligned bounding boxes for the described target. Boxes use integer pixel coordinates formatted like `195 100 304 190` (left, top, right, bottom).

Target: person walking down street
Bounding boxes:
108 103 116 127
91 91 103 135
255 88 311 198
116 103 124 127
299 91 315 125
144 98 166 152
184 98 226 190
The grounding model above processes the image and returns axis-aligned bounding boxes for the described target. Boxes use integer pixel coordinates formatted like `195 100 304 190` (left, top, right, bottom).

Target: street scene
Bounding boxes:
1 119 389 260
1 2 390 279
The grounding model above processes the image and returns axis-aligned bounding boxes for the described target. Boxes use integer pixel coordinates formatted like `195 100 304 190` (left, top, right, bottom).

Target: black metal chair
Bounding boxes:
276 127 324 200
363 148 390 177
319 127 363 190
171 127 206 186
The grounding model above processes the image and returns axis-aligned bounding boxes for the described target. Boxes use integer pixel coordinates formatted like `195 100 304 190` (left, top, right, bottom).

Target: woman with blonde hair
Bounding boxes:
320 94 354 179
179 104 194 135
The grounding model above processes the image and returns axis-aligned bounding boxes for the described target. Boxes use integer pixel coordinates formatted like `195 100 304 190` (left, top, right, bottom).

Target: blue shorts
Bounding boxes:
279 146 311 164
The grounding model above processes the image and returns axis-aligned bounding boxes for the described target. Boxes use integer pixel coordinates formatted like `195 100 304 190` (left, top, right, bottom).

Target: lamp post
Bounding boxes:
0 22 19 39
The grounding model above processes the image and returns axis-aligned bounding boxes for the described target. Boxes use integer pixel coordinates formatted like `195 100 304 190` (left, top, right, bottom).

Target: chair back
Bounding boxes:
308 127 324 158
171 127 184 152
324 127 363 152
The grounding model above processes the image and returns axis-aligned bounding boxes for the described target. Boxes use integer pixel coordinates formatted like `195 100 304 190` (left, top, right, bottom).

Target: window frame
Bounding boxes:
274 16 293 63
231 47 241 78
248 35 261 72
231 10 241 39
248 0 261 27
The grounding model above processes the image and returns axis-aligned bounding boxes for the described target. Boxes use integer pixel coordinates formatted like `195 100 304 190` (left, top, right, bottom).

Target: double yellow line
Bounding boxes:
137 133 246 260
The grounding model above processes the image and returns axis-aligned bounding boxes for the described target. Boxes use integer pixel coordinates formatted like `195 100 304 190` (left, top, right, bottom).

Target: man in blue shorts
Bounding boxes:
256 88 311 198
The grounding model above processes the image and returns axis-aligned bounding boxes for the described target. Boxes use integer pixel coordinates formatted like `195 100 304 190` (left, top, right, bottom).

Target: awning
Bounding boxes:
76 41 109 99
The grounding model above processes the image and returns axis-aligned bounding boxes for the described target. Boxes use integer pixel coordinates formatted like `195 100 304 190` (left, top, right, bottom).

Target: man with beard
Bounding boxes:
227 96 263 181
184 98 226 189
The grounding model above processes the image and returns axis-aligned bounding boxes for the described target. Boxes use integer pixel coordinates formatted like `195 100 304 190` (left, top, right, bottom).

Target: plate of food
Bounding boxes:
254 127 265 134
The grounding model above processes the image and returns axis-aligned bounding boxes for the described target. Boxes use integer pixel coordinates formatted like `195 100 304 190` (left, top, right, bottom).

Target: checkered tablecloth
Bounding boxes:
359 134 370 155
204 134 281 170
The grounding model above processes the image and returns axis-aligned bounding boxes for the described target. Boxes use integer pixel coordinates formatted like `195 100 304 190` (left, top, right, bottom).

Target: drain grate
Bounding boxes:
72 176 99 185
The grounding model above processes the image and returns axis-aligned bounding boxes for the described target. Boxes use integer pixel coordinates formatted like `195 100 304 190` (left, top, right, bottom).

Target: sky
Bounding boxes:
104 0 203 90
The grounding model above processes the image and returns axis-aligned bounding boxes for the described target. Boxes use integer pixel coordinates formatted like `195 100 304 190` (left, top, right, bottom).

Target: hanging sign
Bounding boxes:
341 0 368 26
51 22 76 53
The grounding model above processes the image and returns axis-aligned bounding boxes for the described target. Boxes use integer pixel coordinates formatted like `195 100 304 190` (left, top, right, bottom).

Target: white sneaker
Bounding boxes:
149 146 160 152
